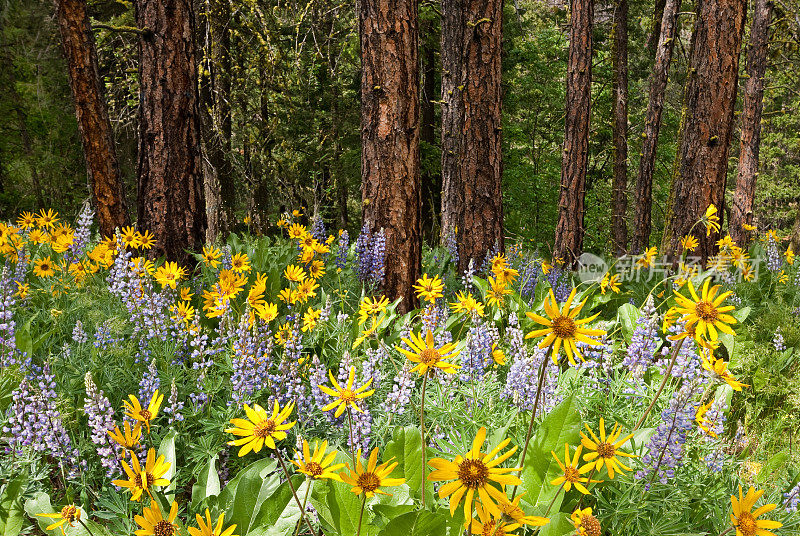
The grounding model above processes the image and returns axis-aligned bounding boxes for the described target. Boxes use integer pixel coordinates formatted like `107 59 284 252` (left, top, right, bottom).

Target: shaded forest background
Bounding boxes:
1 0 799 255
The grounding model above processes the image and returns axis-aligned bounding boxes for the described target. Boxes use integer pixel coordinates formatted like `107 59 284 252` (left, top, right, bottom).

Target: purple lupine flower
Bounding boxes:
460 318 497 381
773 327 786 352
766 236 781 273
163 379 184 424
310 217 327 242
83 372 117 476
230 311 271 405
69 203 94 258
138 359 161 406
784 482 800 512
0 267 18 367
336 231 349 270
370 228 386 285
635 382 700 486
72 320 88 345
502 333 559 414
310 355 331 415
444 229 459 263
384 363 415 415
461 259 475 292
622 298 660 378
512 254 542 300
660 324 704 381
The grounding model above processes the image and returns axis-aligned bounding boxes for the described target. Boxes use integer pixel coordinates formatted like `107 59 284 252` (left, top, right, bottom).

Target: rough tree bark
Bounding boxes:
631 0 681 253
440 0 504 273
136 0 206 264
730 0 773 246
646 0 667 57
611 0 629 256
54 0 129 236
553 0 592 266
360 0 421 313
661 0 746 263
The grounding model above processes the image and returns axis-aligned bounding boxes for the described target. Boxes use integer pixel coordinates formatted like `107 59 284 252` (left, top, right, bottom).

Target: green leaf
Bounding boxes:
191 454 221 512
247 477 306 536
617 303 640 344
757 452 789 483
24 492 112 536
14 314 35 360
518 393 581 514
216 459 276 519
158 429 177 497
223 458 284 536
383 426 434 504
310 453 378 536
0 476 25 536
538 512 575 536
376 509 450 536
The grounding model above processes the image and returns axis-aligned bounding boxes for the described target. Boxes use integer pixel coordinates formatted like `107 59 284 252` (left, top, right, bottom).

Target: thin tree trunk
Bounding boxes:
662 0 746 263
631 0 681 253
646 0 667 57
360 0 421 313
611 0 629 256
730 0 773 246
54 0 130 236
554 0 592 266
440 0 504 273
136 0 206 264
420 25 439 243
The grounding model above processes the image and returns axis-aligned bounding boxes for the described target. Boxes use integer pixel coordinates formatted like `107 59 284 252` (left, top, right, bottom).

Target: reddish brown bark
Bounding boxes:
54 0 129 237
611 0 629 256
136 0 206 264
631 0 680 253
730 0 773 247
440 0 504 273
662 0 746 263
360 0 421 313
554 0 592 266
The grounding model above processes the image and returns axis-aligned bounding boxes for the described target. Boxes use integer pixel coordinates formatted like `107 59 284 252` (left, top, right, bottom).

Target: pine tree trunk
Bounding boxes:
360 0 421 313
554 0 592 266
662 0 746 263
631 0 680 253
54 0 129 236
136 0 206 265
646 0 667 57
420 25 439 243
730 0 772 246
611 0 629 256
440 0 504 273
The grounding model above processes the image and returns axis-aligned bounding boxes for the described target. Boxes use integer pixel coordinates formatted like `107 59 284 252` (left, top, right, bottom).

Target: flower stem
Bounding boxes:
420 373 428 508
276 451 316 536
715 527 733 536
77 518 97 536
577 466 597 510
356 495 366 536
510 356 548 500
293 480 312 536
634 337 684 431
347 407 357 468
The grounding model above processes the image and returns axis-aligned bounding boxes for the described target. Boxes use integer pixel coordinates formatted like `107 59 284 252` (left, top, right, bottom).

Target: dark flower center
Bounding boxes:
357 471 380 492
551 316 577 339
420 348 441 365
457 459 489 489
153 520 176 536
254 419 277 438
597 442 615 459
695 301 718 322
304 461 323 477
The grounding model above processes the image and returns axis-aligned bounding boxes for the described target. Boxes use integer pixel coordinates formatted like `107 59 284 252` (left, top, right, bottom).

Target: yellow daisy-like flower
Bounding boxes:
137 230 156 250
490 253 508 272
571 507 602 536
288 223 307 240
396 329 460 376
681 234 699 252
225 401 296 456
493 265 519 286
470 503 521 536
284 264 306 283
36 208 59 229
450 291 485 317
486 276 512 307
730 486 782 536
123 390 164 433
15 282 29 299
743 223 757 231
599 272 620 294
413 273 444 303
340 447 405 497
695 399 717 438
112 447 171 501
256 302 279 323
427 427 522 519
673 278 737 343
37 504 81 535
580 419 636 479
171 301 195 325
704 204 721 236
550 444 599 494
496 496 549 527
230 253 251 273
358 295 389 325
307 260 325 279
17 211 36 229
120 226 140 248
490 342 505 366
154 262 186 290
318 366 375 418
302 307 322 332
202 245 222 268
180 287 194 301
636 246 658 268
134 500 179 536
33 256 57 278
107 420 142 456
702 351 748 391
525 288 605 365
292 439 345 481
188 509 237 536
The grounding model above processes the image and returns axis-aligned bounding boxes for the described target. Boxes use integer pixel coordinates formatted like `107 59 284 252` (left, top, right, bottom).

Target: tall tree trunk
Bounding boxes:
661 0 746 263
646 0 667 57
611 0 629 256
730 0 773 246
420 24 439 243
136 0 206 264
631 0 681 253
360 0 421 313
440 0 504 273
54 0 130 237
553 0 592 266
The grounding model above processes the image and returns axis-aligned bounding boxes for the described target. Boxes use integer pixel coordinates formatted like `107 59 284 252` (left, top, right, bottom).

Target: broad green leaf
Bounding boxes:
519 393 581 514
383 426 434 504
247 476 306 536
14 314 34 360
757 452 789 483
158 429 177 497
617 303 640 344
538 512 575 536
376 509 449 536
216 459 276 519
24 492 112 536
226 459 286 535
191 454 221 511
310 453 378 536
0 476 24 536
